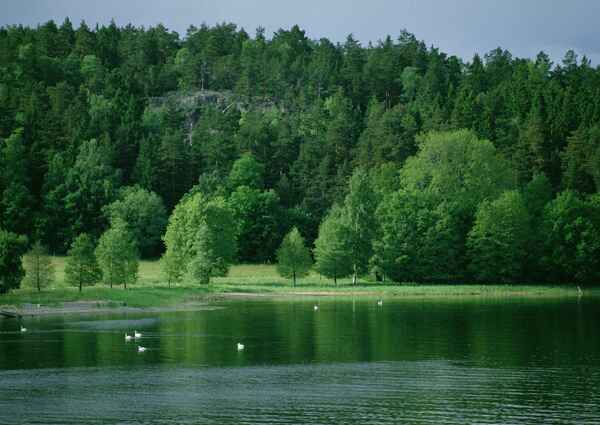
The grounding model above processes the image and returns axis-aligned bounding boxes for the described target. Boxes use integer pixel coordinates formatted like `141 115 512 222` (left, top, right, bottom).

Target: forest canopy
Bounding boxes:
1 19 600 286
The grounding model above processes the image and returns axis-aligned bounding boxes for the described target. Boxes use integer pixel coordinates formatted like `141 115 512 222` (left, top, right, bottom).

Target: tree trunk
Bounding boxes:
293 270 296 288
37 255 41 292
352 264 357 286
334 273 337 287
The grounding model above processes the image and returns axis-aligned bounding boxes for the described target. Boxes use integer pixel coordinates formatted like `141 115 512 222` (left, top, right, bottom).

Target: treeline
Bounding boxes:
0 19 599 290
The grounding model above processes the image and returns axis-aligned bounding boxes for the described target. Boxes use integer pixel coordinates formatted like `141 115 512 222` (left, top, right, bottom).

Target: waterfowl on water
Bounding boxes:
137 346 147 353
134 330 142 338
20 326 27 332
125 334 133 341
237 343 245 351
377 300 383 307
314 305 319 311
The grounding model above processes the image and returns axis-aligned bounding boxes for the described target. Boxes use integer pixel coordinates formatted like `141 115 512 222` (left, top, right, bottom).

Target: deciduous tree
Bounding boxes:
276 227 312 287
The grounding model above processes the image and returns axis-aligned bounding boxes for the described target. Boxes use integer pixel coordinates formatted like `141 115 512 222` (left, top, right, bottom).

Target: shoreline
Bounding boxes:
1 284 594 317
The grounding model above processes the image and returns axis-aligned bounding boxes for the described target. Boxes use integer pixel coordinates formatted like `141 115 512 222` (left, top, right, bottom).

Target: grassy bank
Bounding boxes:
0 258 594 309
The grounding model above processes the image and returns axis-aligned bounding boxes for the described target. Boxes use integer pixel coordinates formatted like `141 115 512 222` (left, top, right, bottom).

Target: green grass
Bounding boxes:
0 257 595 309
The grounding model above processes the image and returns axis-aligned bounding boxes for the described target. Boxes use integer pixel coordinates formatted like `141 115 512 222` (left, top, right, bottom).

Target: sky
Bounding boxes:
2 0 600 64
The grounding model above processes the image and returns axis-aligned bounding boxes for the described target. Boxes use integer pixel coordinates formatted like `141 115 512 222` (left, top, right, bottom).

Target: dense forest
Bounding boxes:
1 19 600 290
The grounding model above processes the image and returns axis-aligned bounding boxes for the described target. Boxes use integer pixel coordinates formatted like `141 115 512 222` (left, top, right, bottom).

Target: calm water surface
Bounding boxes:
1 297 600 424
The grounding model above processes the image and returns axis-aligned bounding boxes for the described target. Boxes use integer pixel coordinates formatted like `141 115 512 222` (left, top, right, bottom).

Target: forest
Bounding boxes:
1 19 600 293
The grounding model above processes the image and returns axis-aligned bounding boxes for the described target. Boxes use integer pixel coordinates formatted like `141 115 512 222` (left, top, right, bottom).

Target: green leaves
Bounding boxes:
22 241 55 292
0 229 28 293
542 191 600 284
276 227 312 287
467 191 531 283
65 233 100 292
313 205 352 284
162 193 236 284
402 130 515 212
104 186 168 258
95 219 139 289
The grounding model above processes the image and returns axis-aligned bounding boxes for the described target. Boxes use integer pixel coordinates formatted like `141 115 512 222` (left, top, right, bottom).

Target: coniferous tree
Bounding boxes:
0 129 33 235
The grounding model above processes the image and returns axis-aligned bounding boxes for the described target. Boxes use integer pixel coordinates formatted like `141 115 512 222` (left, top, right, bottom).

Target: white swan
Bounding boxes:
20 326 27 332
377 300 383 307
314 305 319 311
137 346 146 353
237 343 245 351
125 334 133 341
134 330 142 338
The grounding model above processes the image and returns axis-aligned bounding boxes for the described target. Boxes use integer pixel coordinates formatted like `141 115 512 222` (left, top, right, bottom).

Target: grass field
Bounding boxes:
0 257 594 309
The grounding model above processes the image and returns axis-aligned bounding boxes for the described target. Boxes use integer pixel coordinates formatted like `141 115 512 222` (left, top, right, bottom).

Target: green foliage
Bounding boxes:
187 221 234 284
276 227 312 286
340 169 378 283
65 233 100 292
228 153 265 190
401 129 515 213
162 193 236 283
0 230 28 293
467 191 531 283
375 190 463 283
313 205 352 284
542 191 600 284
228 186 283 262
95 220 139 289
22 241 55 292
562 126 600 194
104 186 167 258
0 129 32 234
1 20 600 283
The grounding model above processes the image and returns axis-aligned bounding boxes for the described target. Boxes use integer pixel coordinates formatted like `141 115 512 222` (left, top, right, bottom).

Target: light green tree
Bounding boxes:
162 193 236 283
542 191 600 284
314 205 352 285
65 233 100 292
467 191 531 283
374 189 463 283
95 220 138 289
104 186 168 258
276 227 312 287
22 241 55 292
340 169 378 284
401 129 515 213
228 153 265 190
187 222 234 284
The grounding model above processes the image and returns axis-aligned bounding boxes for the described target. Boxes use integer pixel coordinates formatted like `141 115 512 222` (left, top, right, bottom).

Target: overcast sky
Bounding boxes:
2 0 600 64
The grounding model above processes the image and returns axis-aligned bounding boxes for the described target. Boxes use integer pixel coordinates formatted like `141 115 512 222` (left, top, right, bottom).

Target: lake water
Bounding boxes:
1 297 600 424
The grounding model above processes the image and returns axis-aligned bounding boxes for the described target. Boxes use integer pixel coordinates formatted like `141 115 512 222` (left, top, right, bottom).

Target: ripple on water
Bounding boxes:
1 361 599 425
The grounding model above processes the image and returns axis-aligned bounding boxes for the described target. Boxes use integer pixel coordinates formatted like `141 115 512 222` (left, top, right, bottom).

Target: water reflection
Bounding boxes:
0 298 599 424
